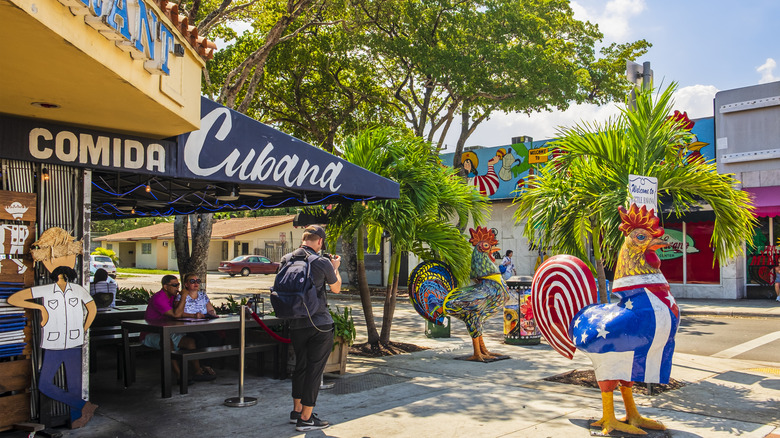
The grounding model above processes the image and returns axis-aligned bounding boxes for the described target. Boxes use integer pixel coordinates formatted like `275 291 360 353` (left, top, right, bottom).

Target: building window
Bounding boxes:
171 245 177 260
107 243 113 250
141 243 152 254
659 221 720 285
747 217 777 285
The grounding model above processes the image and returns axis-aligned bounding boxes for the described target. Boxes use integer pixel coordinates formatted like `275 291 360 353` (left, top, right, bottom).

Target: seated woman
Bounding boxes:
176 273 220 380
90 268 118 307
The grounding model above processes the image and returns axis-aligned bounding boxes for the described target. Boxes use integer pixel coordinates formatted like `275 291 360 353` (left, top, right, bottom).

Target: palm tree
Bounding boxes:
328 127 490 351
514 83 756 302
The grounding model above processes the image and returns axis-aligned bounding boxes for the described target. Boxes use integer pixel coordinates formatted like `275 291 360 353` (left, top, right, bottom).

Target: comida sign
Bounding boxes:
0 115 175 176
57 0 183 74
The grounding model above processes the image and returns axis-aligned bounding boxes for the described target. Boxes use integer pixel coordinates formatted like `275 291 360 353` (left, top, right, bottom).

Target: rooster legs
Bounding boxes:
591 389 647 435
465 336 498 362
478 336 500 358
619 385 666 431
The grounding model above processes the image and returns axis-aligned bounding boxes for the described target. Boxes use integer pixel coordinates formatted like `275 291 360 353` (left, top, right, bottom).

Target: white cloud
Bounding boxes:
571 0 646 42
757 58 779 84
443 102 623 150
445 85 719 150
671 85 718 119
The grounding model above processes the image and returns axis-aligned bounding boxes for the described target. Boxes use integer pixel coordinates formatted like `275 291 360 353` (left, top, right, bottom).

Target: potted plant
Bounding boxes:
324 306 356 374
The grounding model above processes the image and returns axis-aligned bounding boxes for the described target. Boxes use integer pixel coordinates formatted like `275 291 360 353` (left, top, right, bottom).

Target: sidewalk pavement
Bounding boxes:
51 297 780 438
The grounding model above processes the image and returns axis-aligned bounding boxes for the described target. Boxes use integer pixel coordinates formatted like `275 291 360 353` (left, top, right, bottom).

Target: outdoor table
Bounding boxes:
93 305 147 328
121 314 286 398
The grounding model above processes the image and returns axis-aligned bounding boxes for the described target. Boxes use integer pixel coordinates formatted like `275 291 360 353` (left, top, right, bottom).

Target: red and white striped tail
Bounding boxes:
531 255 598 359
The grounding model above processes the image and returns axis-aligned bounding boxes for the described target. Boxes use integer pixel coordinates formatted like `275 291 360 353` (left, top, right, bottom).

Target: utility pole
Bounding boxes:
626 61 653 109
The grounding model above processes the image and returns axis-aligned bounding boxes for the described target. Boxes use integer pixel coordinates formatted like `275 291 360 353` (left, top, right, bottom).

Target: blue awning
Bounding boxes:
177 98 400 203
0 99 399 219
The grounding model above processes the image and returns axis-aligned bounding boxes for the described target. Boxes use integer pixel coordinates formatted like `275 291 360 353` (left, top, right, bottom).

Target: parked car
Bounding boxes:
89 254 117 279
218 255 280 276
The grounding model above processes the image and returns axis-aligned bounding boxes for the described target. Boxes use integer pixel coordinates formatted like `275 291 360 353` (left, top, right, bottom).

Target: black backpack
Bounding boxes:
270 251 321 319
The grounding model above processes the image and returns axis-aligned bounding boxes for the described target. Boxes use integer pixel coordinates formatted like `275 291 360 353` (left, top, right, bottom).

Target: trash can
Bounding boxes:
504 276 541 345
425 316 451 338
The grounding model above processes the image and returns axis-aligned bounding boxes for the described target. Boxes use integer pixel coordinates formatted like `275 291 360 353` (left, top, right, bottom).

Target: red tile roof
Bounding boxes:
97 215 296 241
154 0 217 60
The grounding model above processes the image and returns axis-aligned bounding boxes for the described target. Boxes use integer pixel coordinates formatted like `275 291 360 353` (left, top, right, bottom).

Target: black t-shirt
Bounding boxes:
282 246 337 330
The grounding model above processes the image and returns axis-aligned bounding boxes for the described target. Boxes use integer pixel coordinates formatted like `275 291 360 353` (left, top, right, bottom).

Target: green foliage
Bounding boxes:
514 83 756 274
92 247 120 264
328 127 490 284
116 287 154 305
329 306 356 347
214 295 249 315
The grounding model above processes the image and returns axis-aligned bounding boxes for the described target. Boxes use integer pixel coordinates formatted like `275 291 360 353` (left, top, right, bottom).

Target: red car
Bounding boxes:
218 255 280 276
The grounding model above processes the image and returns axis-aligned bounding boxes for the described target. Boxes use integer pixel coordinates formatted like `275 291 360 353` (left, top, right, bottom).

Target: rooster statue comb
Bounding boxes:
409 226 510 362
531 205 677 435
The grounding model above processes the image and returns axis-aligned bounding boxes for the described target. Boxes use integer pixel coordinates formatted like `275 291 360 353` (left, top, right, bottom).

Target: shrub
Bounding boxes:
116 287 153 305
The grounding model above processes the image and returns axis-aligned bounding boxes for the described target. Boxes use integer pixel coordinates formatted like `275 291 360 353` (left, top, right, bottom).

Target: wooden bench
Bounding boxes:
172 343 280 394
89 326 141 380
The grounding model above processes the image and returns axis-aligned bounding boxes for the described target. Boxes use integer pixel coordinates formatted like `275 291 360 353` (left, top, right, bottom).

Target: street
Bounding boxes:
676 315 780 363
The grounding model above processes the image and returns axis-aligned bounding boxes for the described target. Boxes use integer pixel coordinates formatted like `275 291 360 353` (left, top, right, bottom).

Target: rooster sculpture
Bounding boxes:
409 227 509 362
532 204 678 435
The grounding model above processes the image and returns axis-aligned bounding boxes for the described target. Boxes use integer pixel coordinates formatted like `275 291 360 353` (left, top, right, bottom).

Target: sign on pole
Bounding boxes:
628 174 658 212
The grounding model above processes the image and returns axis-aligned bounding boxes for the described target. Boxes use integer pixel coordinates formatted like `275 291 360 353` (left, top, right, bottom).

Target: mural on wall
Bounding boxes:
442 140 544 199
439 116 714 201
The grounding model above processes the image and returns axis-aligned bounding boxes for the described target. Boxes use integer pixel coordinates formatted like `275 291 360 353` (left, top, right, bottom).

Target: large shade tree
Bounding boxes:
173 0 348 280
357 0 650 170
327 127 489 352
513 84 756 303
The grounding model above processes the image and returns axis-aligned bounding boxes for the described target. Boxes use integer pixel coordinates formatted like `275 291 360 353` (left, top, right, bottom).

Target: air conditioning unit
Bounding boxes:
162 241 168 247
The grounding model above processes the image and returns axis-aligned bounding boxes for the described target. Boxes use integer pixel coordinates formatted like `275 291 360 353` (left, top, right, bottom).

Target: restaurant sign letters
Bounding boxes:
183 106 344 192
180 98 345 193
58 0 180 74
0 115 176 176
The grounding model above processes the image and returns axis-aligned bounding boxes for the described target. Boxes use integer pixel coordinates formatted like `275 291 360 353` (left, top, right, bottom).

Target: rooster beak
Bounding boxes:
490 246 501 262
648 237 668 251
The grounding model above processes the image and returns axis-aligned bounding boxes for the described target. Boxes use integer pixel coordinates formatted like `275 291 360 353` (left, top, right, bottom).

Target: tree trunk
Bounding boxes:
341 235 359 294
379 249 401 344
356 227 379 344
590 223 609 304
174 215 191 275
174 213 214 288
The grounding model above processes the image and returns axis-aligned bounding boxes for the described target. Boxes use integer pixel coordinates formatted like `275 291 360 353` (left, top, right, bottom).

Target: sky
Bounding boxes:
442 0 780 150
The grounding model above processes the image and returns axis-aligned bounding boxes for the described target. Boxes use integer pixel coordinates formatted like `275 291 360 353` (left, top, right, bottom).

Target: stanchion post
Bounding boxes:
224 305 258 407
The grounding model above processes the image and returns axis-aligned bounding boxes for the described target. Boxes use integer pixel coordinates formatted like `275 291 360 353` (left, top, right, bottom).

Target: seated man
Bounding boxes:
142 275 214 382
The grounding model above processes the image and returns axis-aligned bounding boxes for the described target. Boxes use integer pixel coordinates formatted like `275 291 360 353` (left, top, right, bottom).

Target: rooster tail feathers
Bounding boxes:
409 260 457 324
531 255 598 359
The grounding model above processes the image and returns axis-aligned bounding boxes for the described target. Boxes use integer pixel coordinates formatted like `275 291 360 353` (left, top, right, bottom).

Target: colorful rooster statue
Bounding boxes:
409 227 510 362
532 205 678 435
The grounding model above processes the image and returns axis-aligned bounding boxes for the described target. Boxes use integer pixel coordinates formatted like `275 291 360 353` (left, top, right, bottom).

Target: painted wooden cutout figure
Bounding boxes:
409 227 510 362
532 205 677 435
7 227 98 429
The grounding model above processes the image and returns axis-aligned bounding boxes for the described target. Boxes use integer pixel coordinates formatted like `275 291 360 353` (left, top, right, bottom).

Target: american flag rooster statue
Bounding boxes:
532 204 678 435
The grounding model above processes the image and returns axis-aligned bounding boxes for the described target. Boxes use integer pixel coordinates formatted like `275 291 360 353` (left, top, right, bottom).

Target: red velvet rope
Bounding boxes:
245 308 291 344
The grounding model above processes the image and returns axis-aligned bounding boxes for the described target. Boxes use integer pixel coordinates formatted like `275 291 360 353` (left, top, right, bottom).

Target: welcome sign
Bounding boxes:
628 174 657 212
